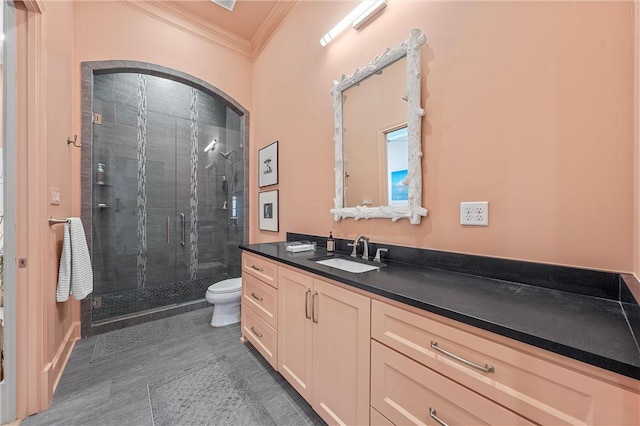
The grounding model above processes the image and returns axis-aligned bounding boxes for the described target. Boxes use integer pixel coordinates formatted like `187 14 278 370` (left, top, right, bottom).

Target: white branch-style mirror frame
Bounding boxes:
330 29 428 224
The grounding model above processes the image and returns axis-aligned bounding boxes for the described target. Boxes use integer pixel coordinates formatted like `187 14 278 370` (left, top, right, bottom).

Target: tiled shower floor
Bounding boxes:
92 273 232 322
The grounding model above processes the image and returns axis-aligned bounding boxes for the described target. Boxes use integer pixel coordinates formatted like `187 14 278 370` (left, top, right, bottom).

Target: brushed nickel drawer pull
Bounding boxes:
429 408 449 426
305 288 312 320
312 291 319 323
431 341 495 373
251 265 264 272
250 292 263 301
250 326 263 338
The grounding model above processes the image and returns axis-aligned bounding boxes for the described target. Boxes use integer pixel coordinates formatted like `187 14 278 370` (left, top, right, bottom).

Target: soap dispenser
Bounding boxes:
327 232 335 252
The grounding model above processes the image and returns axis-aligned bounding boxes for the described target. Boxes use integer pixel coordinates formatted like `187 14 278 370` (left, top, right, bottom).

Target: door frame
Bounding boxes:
1 1 18 423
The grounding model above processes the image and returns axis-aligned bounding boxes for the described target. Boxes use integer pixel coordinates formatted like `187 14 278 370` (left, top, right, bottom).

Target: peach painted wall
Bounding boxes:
252 0 635 273
43 0 78 393
15 0 80 415
72 1 253 115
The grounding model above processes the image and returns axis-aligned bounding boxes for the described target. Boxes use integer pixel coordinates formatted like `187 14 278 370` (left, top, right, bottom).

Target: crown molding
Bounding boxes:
120 0 296 59
21 0 45 14
121 0 252 58
250 0 298 57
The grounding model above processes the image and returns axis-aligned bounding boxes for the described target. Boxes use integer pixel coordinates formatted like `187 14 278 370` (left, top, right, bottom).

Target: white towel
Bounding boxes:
56 218 93 302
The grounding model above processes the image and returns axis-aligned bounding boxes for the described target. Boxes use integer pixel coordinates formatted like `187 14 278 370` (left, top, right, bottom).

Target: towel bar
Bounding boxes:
49 217 69 225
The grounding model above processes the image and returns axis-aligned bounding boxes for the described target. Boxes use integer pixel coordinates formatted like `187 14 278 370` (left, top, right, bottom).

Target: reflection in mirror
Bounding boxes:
331 29 427 224
342 57 407 208
386 126 408 205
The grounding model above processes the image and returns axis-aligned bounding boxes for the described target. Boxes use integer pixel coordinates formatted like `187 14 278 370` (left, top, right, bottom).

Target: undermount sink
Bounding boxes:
311 255 382 274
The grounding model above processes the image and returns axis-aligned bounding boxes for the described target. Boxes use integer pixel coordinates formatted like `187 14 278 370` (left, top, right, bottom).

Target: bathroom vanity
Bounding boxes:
240 240 640 426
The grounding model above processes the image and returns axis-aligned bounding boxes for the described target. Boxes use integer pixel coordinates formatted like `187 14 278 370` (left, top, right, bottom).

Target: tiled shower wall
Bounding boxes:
89 71 244 322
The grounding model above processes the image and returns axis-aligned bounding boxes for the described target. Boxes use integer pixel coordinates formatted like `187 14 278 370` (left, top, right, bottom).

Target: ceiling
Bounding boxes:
169 1 282 41
140 0 299 58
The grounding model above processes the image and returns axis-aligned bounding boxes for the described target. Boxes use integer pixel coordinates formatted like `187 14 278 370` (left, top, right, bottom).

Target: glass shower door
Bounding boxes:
89 69 246 325
143 74 187 309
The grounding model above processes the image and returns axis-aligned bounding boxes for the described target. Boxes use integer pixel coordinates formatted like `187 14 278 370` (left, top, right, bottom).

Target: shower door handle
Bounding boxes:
180 213 186 247
166 216 170 244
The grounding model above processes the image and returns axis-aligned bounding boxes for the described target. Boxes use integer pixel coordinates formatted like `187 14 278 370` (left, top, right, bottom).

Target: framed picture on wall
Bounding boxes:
259 190 279 232
258 141 278 187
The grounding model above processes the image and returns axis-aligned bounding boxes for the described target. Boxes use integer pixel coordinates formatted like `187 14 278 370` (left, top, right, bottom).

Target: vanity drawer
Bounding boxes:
372 300 640 425
371 340 534 426
370 407 394 426
242 252 278 288
242 303 277 370
242 273 277 329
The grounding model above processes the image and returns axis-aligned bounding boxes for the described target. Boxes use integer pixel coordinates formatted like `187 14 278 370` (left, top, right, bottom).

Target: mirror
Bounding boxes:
342 57 407 208
330 29 427 224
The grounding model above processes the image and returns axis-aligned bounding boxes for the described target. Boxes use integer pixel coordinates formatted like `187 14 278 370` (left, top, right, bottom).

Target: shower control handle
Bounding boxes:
180 213 186 247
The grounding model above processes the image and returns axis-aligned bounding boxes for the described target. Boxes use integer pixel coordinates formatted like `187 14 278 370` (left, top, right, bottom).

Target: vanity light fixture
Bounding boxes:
320 0 387 47
204 139 217 153
352 0 387 30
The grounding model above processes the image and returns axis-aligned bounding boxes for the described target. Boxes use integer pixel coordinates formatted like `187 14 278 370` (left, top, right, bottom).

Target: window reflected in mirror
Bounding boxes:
386 126 408 205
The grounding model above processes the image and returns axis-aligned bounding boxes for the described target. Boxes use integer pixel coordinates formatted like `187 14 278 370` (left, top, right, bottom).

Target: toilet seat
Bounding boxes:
207 277 242 295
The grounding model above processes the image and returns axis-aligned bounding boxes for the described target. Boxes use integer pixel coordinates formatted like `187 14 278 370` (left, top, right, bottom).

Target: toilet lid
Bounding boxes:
207 277 242 294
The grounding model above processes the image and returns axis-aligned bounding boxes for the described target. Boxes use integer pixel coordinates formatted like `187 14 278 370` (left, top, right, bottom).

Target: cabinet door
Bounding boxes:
371 341 535 426
277 266 314 402
312 278 371 426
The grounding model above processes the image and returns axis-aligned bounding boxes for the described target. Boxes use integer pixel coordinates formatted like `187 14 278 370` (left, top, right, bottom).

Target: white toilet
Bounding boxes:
205 277 242 327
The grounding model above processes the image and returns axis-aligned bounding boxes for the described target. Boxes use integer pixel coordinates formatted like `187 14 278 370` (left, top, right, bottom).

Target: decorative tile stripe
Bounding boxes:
137 74 148 289
189 88 199 280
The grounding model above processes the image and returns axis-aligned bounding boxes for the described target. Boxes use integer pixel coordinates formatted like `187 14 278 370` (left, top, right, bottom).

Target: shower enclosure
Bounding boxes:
81 62 248 335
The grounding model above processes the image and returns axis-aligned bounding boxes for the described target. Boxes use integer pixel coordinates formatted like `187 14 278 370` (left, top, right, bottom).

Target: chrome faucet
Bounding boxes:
373 248 388 263
348 235 369 260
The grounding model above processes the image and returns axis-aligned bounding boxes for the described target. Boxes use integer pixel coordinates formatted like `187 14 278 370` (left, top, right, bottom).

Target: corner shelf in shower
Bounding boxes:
95 204 110 209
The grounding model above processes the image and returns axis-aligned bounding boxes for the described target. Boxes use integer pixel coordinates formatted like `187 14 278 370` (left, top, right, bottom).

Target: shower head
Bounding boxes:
220 149 237 165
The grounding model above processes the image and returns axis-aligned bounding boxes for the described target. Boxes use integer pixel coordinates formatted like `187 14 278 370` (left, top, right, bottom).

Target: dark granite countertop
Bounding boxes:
240 242 640 380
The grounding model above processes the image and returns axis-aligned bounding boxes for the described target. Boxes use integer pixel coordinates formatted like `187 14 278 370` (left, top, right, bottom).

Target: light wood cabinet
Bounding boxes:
241 305 277 369
242 252 278 288
371 340 535 426
371 299 640 426
277 266 313 400
242 273 277 328
370 407 394 426
278 266 371 426
241 253 279 369
241 250 639 426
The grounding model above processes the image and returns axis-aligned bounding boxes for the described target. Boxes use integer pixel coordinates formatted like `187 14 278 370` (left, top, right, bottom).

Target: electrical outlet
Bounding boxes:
460 201 489 226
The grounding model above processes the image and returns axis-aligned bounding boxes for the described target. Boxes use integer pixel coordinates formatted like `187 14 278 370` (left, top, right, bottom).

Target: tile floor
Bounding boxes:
21 308 326 426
